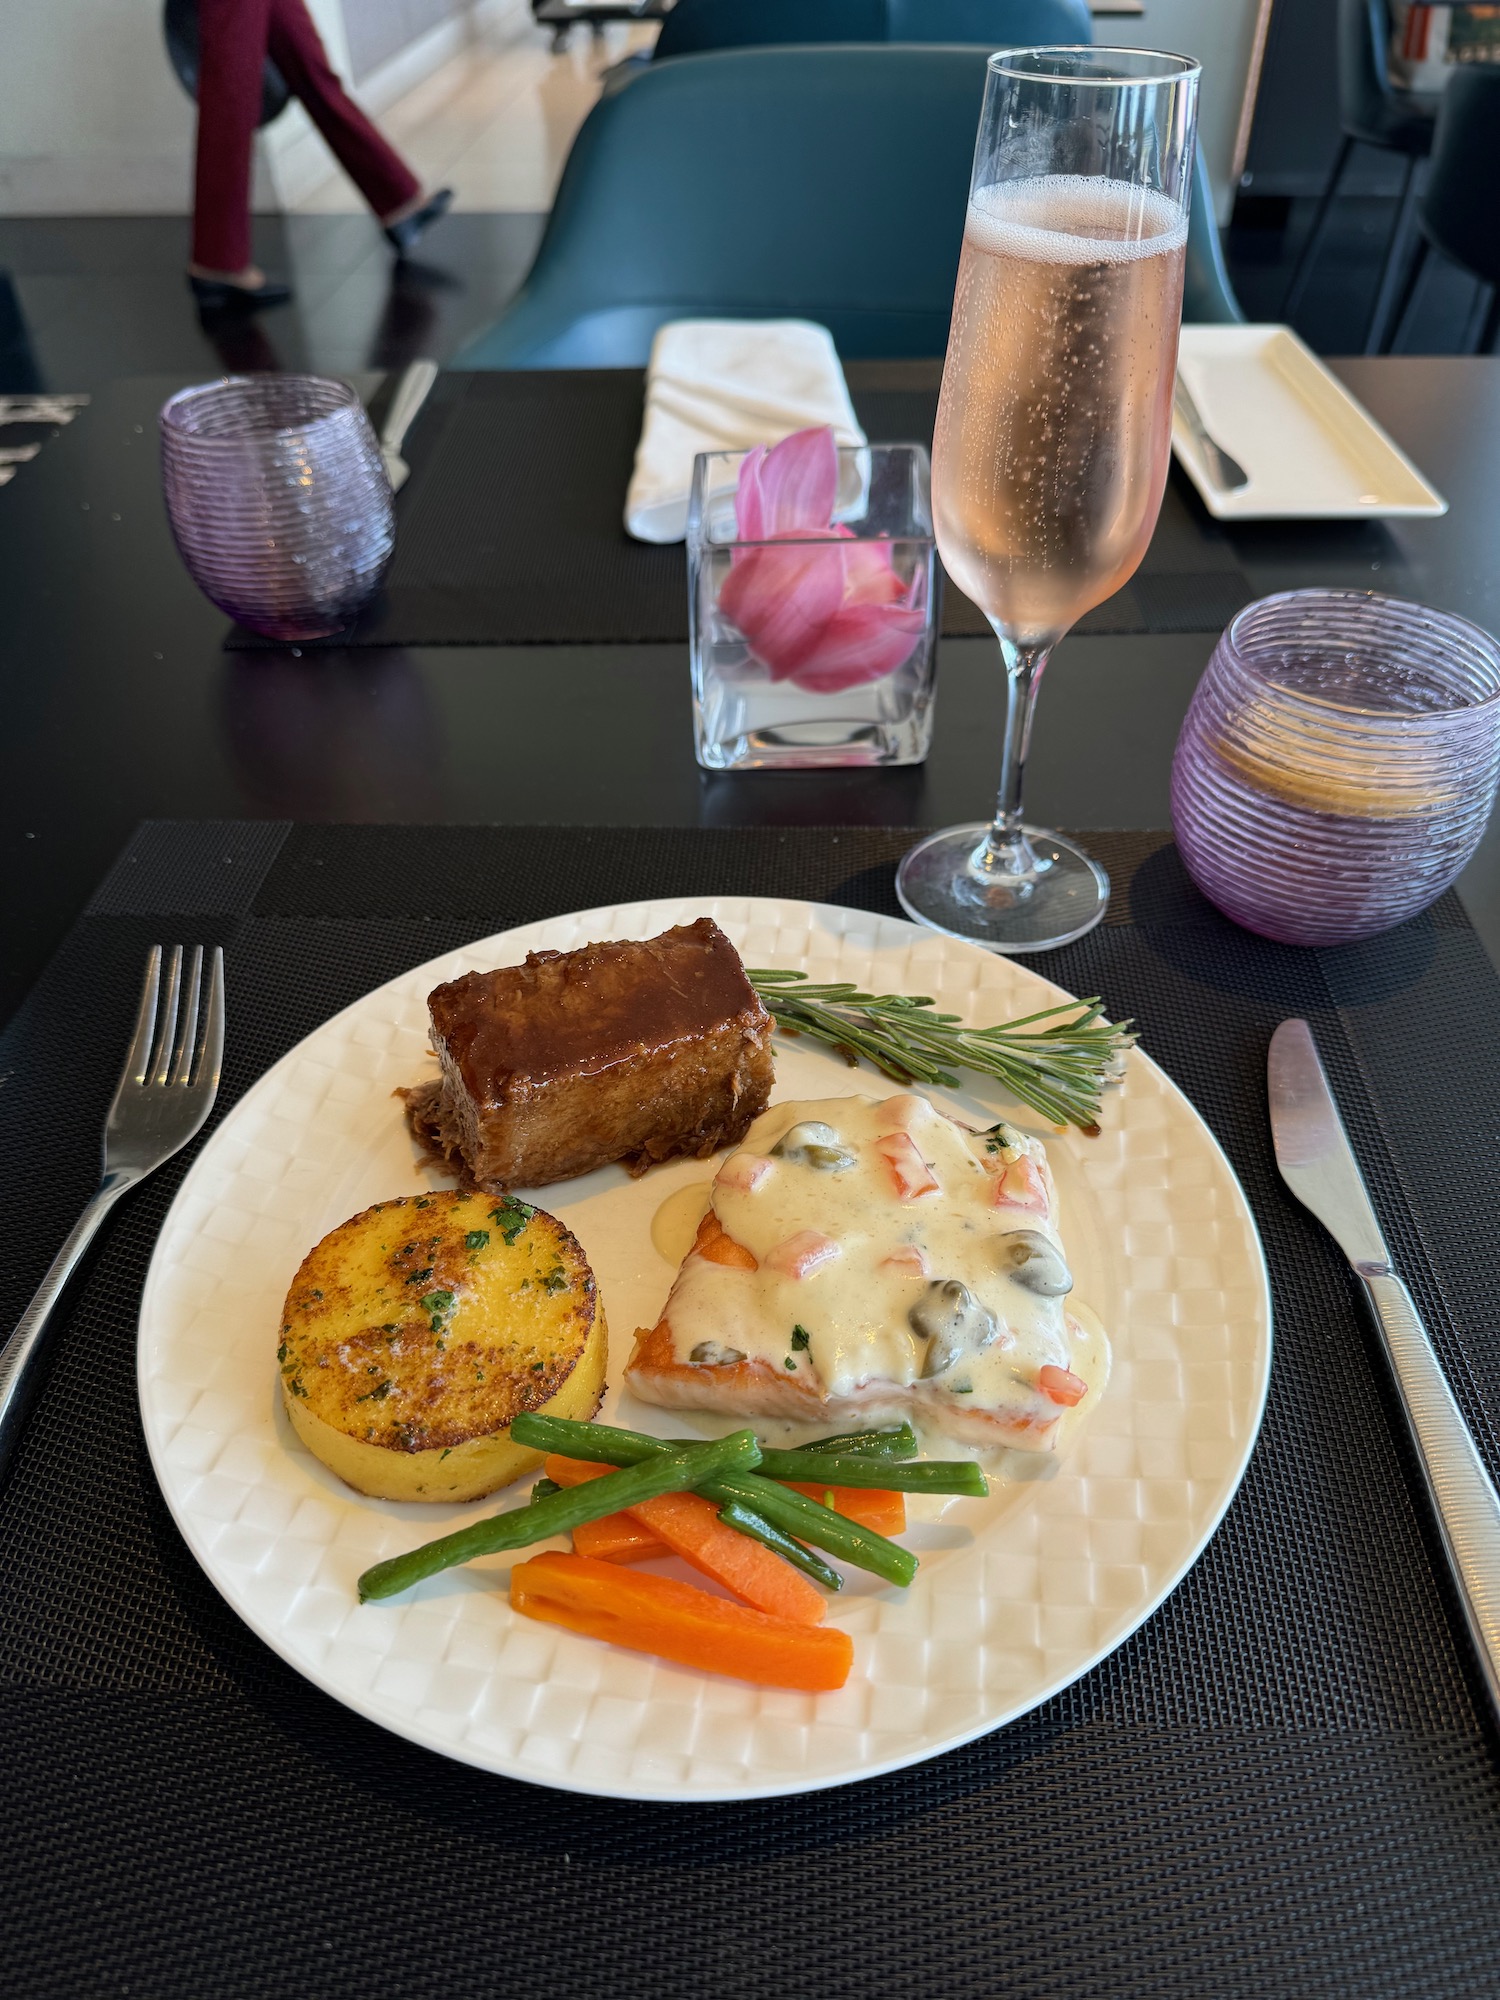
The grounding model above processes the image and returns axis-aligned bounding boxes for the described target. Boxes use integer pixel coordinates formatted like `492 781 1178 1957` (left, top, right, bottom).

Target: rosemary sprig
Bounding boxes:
747 971 1136 1134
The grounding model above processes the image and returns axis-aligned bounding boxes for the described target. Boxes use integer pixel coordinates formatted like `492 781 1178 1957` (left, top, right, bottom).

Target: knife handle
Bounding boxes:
1360 1269 1500 1718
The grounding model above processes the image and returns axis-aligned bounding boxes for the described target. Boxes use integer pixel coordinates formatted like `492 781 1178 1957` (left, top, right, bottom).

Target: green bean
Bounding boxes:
802 1424 918 1459
757 1450 987 1496
511 1415 916 1588
357 1430 761 1602
714 1472 917 1588
716 1501 843 1591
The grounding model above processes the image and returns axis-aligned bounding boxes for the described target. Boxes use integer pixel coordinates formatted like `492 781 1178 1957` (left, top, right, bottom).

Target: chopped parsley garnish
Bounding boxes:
784 1356 796 1370
406 1266 434 1286
288 1379 308 1398
276 1342 288 1363
414 1197 431 1209
420 1289 456 1316
542 1267 568 1294
490 1198 534 1245
439 1448 452 1461
357 1380 392 1402
790 1325 811 1352
465 1229 490 1253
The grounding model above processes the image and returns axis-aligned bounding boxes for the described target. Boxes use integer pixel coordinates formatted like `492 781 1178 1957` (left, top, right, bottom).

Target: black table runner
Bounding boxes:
4 822 1500 1998
227 370 1256 651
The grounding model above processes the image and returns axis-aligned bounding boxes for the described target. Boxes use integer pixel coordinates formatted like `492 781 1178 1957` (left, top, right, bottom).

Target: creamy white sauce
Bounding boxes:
658 1093 1108 1448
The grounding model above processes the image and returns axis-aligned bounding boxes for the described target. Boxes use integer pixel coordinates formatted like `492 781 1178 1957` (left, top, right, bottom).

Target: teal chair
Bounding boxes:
455 46 1241 369
653 0 1094 56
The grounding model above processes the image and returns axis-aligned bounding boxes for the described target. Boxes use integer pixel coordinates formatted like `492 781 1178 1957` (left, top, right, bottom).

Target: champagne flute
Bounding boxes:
897 48 1200 952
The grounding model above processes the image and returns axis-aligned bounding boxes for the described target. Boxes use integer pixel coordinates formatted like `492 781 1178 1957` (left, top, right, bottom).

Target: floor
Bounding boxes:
0 9 1494 398
292 5 657 216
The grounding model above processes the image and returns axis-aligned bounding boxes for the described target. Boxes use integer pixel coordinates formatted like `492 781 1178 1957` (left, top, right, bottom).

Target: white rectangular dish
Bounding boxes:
1172 323 1447 522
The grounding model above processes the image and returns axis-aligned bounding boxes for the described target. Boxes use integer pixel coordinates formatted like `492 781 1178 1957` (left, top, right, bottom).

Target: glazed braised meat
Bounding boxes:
402 919 775 1191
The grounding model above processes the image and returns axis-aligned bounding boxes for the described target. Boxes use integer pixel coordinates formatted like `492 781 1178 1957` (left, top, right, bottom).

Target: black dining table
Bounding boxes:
2 357 1499 1022
4 357 1500 1998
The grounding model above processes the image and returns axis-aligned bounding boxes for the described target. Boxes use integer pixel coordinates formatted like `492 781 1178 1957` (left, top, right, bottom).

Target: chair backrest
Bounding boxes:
454 44 1243 368
1420 65 1500 287
456 46 992 366
654 0 1093 59
1183 143 1245 325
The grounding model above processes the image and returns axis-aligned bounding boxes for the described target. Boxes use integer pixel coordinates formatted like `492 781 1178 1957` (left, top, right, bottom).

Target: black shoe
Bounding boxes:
383 187 454 258
189 273 294 312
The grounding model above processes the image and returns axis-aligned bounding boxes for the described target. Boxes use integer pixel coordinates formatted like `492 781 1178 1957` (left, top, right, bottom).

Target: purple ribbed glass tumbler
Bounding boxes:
1171 590 1500 946
160 375 393 641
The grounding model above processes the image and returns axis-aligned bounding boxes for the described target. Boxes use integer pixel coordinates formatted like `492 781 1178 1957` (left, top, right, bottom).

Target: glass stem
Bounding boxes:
973 634 1053 888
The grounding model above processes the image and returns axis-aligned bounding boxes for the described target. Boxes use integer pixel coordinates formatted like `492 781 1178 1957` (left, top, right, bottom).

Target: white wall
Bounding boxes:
0 0 281 214
0 0 474 217
1101 0 1262 222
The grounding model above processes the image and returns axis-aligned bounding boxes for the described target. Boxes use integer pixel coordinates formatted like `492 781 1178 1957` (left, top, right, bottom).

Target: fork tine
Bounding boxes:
123 947 163 1085
194 946 226 1093
169 946 204 1086
149 946 184 1087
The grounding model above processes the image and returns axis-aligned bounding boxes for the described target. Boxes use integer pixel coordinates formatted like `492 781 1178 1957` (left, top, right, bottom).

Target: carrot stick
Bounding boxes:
510 1552 853 1691
545 1455 826 1625
571 1513 663 1563
786 1483 907 1537
693 1211 758 1270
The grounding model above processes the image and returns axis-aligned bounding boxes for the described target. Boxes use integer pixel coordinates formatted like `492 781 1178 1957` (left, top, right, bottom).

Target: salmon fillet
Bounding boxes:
626 1093 1107 1453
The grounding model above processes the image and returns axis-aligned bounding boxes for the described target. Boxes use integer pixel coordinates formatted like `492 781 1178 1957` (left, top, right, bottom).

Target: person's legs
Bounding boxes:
192 0 273 274
266 0 420 221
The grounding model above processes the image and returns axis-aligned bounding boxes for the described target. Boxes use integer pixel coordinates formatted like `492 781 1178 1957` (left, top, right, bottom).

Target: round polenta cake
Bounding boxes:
277 1188 607 1502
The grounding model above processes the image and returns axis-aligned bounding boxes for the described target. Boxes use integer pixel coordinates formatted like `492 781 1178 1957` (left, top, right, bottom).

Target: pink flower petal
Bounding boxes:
718 542 846 679
785 603 926 693
756 426 838 536
733 444 769 543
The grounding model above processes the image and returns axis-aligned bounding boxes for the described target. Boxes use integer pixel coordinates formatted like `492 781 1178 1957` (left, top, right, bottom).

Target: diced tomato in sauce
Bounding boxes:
879 1243 929 1279
764 1230 841 1279
874 1131 940 1202
993 1156 1047 1214
1038 1364 1087 1407
715 1152 772 1195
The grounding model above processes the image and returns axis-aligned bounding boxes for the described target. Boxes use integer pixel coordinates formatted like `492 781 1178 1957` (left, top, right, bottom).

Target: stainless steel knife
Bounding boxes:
1269 1018 1500 1717
379 357 439 492
1173 376 1250 493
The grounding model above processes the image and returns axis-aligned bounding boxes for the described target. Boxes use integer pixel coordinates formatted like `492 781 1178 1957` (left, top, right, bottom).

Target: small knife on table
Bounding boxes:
1269 1018 1500 1719
378 357 439 492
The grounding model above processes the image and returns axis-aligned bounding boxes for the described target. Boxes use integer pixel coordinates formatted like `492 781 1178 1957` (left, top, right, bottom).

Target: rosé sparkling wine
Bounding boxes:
933 176 1187 648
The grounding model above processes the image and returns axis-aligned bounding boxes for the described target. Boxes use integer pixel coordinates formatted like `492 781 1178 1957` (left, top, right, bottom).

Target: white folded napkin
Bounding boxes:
625 319 867 544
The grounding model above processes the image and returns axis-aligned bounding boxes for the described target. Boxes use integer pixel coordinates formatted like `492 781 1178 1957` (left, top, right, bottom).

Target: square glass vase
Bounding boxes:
687 443 938 771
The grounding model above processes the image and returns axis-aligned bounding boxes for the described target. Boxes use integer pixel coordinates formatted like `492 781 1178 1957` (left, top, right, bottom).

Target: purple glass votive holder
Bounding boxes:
160 374 393 641
1171 590 1500 946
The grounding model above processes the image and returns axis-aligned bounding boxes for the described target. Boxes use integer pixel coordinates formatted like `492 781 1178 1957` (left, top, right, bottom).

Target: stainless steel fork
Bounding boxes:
0 944 225 1480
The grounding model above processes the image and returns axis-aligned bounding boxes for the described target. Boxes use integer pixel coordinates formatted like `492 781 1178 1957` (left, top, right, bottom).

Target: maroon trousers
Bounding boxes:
193 0 421 272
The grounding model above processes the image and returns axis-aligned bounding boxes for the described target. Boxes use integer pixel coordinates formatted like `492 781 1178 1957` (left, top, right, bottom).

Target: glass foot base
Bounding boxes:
895 824 1110 954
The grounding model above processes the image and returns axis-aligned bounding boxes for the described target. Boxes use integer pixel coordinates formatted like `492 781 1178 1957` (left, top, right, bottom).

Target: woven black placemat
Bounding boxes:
225 371 1255 651
4 822 1500 2000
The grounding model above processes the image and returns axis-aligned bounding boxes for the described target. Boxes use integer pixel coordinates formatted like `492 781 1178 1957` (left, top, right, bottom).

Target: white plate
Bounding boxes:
137 897 1272 1803
1172 323 1447 521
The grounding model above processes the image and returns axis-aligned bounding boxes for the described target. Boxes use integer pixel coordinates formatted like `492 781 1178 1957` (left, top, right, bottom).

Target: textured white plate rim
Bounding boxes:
137 896 1273 1803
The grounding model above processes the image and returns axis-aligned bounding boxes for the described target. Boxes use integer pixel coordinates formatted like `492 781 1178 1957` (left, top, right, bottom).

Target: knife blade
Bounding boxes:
1173 376 1250 493
1269 1019 1500 1720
